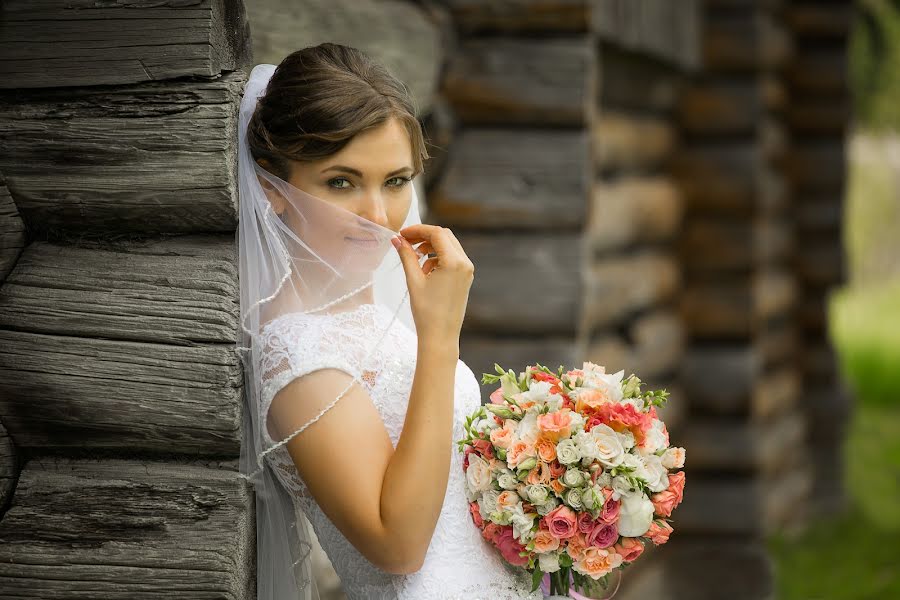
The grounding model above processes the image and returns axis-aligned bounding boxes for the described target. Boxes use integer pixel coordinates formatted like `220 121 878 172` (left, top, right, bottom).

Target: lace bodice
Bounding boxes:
258 303 544 600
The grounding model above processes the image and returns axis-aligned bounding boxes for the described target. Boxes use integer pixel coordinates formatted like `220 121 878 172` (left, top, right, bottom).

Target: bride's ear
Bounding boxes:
255 158 286 215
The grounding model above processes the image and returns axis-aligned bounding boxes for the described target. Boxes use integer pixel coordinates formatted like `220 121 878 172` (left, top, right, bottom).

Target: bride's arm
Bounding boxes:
268 339 458 575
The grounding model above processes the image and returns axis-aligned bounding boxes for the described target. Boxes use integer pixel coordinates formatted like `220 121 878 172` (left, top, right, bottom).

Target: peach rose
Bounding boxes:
575 388 611 413
645 520 673 546
490 387 505 404
651 471 685 518
574 546 623 578
537 409 574 442
507 440 537 468
490 420 517 450
614 537 644 562
531 529 561 553
536 436 557 463
550 478 566 496
545 505 578 540
497 490 520 511
565 530 589 562
526 461 551 486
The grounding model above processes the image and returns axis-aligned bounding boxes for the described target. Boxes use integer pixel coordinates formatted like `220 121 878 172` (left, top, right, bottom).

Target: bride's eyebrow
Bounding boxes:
321 165 413 178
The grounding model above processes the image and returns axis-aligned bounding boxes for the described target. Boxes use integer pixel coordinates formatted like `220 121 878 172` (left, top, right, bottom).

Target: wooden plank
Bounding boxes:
0 420 16 514
0 71 246 234
0 237 238 345
793 194 845 233
787 45 850 96
592 0 700 69
589 177 682 253
679 79 762 135
460 232 584 334
0 329 242 454
660 538 774 600
583 252 680 332
0 173 25 283
246 0 443 115
587 309 683 380
679 216 791 272
702 12 790 72
786 2 853 38
599 45 682 112
681 269 796 338
446 0 593 34
0 457 253 599
787 97 851 135
787 140 847 194
595 111 675 172
460 335 578 404
794 237 846 287
680 411 806 475
429 129 590 229
442 37 596 126
0 0 251 88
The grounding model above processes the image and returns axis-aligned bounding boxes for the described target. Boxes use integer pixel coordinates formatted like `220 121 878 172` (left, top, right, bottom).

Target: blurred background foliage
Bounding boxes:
769 2 900 597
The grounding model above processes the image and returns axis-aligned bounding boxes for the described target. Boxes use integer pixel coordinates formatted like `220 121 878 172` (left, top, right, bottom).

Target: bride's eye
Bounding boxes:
386 176 411 188
327 177 352 189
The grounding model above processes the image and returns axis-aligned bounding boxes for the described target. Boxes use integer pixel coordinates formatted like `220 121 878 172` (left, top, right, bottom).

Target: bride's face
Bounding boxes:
285 116 414 233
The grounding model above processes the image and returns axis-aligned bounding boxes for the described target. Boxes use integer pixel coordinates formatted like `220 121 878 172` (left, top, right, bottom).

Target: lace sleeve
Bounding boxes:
258 313 373 446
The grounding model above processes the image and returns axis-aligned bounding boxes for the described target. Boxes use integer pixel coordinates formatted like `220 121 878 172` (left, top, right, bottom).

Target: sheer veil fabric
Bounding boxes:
235 63 424 600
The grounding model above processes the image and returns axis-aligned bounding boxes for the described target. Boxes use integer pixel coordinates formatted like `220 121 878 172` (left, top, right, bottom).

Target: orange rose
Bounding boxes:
531 529 561 553
575 388 611 413
535 436 557 463
537 409 573 442
574 546 623 578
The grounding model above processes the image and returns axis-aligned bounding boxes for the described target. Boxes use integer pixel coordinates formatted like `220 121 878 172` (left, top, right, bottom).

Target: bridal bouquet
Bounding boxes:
456 362 686 599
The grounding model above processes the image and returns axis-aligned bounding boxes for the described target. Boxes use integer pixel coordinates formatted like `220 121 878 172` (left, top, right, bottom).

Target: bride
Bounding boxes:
236 44 547 599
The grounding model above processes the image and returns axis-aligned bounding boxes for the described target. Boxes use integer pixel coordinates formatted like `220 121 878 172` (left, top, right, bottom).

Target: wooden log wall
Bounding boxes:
785 0 854 517
0 1 257 596
668 1 817 598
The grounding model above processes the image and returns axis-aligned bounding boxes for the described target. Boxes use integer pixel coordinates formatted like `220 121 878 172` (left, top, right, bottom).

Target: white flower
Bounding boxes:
612 474 636 500
565 488 584 510
509 504 537 542
641 453 670 493
498 471 519 490
577 424 625 468
539 551 561 573
641 419 668 455
580 367 625 404
526 484 550 505
514 380 554 406
473 417 499 435
544 394 565 412
513 410 541 447
536 497 560 516
567 411 585 432
466 455 494 498
595 471 613 488
618 429 636 450
562 468 587 488
478 489 500 519
622 453 649 484
556 438 581 465
662 447 686 469
618 492 654 537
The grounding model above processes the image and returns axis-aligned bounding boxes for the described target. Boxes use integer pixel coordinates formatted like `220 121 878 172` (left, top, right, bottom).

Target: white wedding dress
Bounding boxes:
257 302 545 600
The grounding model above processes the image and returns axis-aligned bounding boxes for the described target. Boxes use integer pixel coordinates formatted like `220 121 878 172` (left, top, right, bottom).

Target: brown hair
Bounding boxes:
247 43 429 181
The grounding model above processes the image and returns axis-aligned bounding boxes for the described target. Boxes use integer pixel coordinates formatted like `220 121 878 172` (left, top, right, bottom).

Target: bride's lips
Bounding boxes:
344 234 379 248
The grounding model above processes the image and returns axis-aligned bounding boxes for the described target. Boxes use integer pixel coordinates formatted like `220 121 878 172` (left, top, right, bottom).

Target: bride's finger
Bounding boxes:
412 241 436 257
398 224 455 256
421 257 439 275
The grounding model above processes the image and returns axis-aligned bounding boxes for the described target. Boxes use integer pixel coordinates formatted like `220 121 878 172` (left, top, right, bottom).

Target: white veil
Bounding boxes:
235 63 423 600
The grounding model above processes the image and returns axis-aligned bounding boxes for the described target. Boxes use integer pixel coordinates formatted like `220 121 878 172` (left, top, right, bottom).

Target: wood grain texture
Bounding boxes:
0 419 17 516
429 129 590 229
446 0 593 34
0 173 26 283
0 456 253 599
0 328 242 454
246 0 442 116
701 11 790 73
679 216 792 273
589 177 682 253
442 37 596 126
0 236 238 345
595 111 675 172
586 309 683 380
0 71 246 234
0 0 251 88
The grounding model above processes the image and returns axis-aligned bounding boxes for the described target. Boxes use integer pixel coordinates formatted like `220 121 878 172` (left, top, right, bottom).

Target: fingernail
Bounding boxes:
391 236 401 249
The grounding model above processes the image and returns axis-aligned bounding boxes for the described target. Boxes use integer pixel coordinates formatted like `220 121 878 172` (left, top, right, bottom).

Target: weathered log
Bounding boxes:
672 144 787 216
460 232 584 334
787 97 851 135
679 79 762 135
0 328 242 454
460 335 578 404
0 71 246 234
681 269 796 338
680 410 806 475
447 0 593 34
794 237 846 287
802 384 854 442
0 173 26 283
583 252 680 332
787 140 847 194
679 216 791 272
0 456 253 599
800 342 843 381
0 0 251 89
429 129 590 229
589 177 682 253
592 0 700 69
682 347 800 420
793 194 845 233
246 0 442 115
0 419 17 515
661 538 774 600
0 236 237 345
702 11 790 72
442 37 595 126
786 2 853 38
787 45 850 97
586 309 683 380
595 111 676 173
599 45 682 113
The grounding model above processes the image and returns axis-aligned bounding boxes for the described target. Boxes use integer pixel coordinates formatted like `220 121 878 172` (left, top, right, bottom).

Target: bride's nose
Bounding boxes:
357 190 389 228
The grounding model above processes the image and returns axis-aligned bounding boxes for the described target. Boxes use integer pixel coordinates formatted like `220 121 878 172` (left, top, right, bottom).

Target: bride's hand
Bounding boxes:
392 224 474 350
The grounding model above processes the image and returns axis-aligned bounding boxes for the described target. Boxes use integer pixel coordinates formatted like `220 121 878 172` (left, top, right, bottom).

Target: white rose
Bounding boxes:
478 489 500 518
618 493 654 537
536 497 560 516
618 429 636 450
612 474 636 500
581 368 625 404
595 471 613 488
561 468 586 488
539 551 561 573
565 488 584 510
641 453 670 493
498 471 519 490
527 484 550 505
556 438 580 465
509 504 537 542
662 447 686 469
641 419 668 455
514 380 553 406
466 455 494 497
514 410 541 446
591 424 626 468
568 411 585 432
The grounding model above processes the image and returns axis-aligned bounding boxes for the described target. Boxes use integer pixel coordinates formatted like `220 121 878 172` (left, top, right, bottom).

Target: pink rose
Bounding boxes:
614 537 645 562
471 438 495 460
645 520 673 545
489 420 517 450
586 521 618 549
600 489 620 523
577 511 597 534
493 525 530 567
469 501 484 529
481 522 503 544
651 471 685 518
546 505 578 539
490 387 505 404
506 440 537 468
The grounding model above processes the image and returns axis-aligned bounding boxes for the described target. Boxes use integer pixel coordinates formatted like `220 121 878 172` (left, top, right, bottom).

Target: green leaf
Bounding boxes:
530 567 544 593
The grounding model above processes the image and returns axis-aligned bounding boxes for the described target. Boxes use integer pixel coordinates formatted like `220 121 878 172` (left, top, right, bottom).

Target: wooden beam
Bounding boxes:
595 111 676 172
0 0 251 88
588 177 682 253
0 174 25 283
